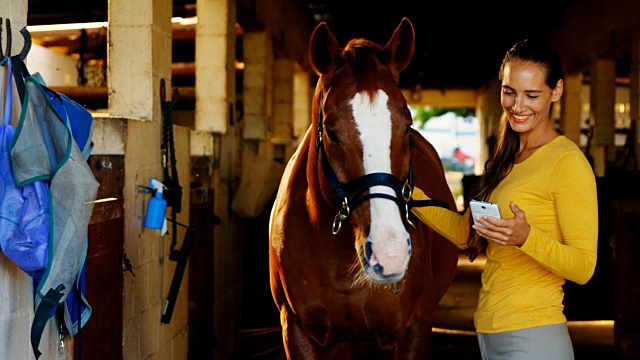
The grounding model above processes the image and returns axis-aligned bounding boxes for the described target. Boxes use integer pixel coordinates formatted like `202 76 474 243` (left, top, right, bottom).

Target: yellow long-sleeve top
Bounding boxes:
412 136 598 333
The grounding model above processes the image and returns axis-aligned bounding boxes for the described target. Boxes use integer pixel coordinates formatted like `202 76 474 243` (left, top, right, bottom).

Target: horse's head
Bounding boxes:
309 18 416 284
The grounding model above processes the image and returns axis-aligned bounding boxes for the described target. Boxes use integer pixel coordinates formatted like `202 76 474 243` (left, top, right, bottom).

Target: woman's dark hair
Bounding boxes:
466 39 564 261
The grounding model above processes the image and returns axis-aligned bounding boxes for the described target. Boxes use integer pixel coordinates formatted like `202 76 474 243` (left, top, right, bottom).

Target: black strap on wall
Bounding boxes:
160 79 183 255
31 285 65 359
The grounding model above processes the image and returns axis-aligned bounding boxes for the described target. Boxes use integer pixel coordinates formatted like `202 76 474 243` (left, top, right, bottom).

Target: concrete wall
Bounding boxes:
26 44 79 87
108 0 192 358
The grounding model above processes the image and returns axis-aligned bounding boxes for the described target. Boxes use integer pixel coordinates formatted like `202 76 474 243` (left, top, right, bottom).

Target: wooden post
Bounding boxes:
589 58 616 177
561 72 584 145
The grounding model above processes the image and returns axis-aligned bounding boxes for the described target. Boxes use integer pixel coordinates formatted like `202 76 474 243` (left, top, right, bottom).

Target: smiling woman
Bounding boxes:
411 39 598 360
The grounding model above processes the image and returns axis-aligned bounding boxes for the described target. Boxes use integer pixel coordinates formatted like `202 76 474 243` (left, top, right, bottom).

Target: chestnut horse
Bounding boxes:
269 17 459 359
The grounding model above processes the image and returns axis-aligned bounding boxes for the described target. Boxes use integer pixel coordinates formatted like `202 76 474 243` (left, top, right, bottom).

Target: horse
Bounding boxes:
268 17 460 359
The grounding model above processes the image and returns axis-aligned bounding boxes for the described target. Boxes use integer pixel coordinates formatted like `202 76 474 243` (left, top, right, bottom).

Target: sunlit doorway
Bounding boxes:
410 106 480 211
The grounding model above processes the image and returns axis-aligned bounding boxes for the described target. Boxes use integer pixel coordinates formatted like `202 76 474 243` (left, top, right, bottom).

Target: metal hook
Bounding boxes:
5 18 11 59
160 78 166 102
0 18 11 62
18 26 31 61
0 17 3 59
0 19 30 64
405 203 415 229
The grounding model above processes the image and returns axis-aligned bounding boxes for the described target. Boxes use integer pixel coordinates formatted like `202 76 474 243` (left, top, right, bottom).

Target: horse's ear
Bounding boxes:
309 22 340 76
383 17 415 79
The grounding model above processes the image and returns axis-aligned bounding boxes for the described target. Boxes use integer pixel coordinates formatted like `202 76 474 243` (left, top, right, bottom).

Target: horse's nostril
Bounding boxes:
407 237 412 256
365 240 373 260
373 263 384 275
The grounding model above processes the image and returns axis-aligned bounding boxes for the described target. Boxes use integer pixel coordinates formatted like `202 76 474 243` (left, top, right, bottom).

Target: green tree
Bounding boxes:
411 107 475 129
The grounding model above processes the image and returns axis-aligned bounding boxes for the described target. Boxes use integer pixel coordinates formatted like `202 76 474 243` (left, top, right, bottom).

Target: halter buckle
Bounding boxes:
401 180 412 202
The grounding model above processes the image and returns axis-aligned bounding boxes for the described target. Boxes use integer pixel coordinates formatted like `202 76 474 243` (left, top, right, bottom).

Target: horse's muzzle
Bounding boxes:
359 237 411 284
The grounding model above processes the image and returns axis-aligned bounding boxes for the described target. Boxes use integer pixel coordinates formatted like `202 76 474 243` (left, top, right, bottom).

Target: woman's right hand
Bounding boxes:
472 202 531 247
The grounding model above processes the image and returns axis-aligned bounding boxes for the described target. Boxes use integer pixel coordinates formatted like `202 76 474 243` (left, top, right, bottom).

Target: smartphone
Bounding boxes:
469 199 501 228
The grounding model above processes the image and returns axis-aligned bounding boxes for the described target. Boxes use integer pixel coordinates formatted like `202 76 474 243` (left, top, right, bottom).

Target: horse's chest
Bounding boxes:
294 284 407 337
277 230 408 328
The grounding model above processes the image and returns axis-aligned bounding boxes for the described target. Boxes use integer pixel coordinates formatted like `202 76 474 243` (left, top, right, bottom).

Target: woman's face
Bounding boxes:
500 60 562 134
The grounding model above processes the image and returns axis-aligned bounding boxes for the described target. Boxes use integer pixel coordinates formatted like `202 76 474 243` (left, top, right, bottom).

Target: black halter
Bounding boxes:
315 92 448 234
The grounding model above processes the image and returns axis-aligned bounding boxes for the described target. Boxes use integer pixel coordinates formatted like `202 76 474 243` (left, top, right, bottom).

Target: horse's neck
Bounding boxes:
283 126 329 207
303 137 340 215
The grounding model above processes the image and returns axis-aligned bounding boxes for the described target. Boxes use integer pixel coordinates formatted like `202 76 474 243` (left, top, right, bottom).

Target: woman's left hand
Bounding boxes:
472 202 531 247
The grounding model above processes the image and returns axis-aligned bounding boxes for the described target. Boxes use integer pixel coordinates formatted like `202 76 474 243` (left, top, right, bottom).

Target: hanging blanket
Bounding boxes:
11 76 99 358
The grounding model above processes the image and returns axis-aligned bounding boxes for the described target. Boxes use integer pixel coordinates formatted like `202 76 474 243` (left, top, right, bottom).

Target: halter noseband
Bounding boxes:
315 92 448 234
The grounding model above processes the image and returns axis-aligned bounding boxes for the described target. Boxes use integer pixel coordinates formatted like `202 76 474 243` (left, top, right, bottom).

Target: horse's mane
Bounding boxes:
341 39 386 101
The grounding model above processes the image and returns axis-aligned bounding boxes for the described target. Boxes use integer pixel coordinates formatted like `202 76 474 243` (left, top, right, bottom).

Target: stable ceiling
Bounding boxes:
26 0 583 91
305 0 577 90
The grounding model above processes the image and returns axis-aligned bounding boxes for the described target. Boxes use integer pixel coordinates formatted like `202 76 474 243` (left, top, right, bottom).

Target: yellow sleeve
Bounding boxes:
411 186 471 249
518 151 598 284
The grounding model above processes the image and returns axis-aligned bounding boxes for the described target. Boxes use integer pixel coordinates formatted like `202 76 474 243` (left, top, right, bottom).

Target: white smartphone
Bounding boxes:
469 199 501 228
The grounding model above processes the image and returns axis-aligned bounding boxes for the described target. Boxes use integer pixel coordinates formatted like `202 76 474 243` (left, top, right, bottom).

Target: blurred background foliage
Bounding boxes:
412 107 476 129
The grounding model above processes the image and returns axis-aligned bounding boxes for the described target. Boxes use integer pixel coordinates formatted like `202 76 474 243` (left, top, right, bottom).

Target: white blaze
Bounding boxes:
350 90 410 277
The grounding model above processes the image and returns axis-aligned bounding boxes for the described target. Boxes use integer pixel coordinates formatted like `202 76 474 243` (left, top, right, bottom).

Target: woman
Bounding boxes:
412 39 598 359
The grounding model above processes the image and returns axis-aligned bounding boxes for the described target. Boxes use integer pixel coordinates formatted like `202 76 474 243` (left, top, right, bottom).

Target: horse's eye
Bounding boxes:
326 129 338 142
405 125 411 135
